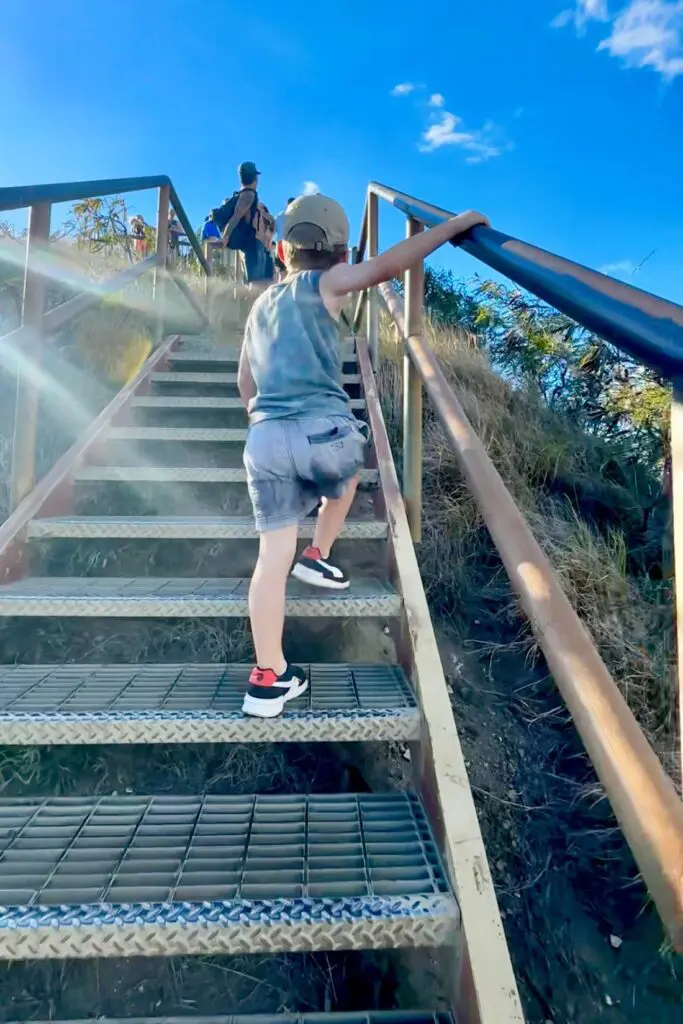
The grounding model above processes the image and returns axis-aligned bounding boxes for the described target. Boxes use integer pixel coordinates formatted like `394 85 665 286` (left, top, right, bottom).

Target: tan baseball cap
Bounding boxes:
282 194 349 251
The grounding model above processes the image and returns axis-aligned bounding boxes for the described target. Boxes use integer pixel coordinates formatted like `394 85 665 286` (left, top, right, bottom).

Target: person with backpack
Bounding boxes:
212 162 272 283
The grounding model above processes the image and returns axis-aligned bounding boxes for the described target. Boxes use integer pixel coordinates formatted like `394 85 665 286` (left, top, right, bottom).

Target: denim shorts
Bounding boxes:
244 415 368 532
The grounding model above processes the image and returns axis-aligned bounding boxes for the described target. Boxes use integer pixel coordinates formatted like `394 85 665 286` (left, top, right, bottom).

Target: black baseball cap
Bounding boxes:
238 161 261 181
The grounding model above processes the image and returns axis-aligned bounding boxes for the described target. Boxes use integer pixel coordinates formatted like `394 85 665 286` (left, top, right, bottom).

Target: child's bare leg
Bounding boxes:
249 524 298 672
312 474 360 558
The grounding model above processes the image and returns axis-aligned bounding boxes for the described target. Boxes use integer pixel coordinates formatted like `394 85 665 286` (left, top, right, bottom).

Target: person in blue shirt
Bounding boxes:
201 212 221 243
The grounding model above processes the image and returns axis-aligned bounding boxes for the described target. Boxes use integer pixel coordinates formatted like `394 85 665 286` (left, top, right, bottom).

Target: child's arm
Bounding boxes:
238 328 256 406
321 210 489 305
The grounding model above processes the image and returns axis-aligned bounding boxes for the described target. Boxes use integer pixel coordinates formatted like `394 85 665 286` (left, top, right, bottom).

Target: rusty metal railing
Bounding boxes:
0 175 211 511
352 182 683 954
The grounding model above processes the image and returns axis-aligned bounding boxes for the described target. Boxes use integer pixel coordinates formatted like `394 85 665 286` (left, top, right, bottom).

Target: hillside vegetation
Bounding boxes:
378 270 678 1020
384 269 675 768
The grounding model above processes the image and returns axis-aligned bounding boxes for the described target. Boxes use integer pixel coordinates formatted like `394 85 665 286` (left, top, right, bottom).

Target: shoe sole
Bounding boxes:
291 563 350 590
242 676 309 718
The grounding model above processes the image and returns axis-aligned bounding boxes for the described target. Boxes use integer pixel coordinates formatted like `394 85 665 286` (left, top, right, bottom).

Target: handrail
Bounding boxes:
1 174 212 512
0 175 209 274
356 333 525 1022
380 279 683 951
0 253 160 351
367 181 683 377
0 335 181 583
354 178 683 978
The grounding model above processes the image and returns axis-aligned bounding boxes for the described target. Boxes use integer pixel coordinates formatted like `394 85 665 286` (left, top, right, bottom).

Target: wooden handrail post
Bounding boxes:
9 202 51 512
671 381 683 781
153 185 170 347
403 216 424 542
367 191 379 367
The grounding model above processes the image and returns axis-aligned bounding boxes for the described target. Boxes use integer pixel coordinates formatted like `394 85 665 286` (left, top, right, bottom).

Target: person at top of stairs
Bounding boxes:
238 193 490 718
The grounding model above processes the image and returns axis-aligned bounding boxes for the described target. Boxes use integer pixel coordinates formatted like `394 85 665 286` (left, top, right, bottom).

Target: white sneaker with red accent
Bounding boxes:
291 546 350 590
242 664 308 718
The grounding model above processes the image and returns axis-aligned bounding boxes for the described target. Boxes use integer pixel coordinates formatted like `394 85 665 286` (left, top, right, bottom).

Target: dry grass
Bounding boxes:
377 318 676 775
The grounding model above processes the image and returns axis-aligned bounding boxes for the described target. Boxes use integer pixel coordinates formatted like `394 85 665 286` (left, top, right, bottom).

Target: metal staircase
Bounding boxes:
6 171 683 1024
0 322 465 984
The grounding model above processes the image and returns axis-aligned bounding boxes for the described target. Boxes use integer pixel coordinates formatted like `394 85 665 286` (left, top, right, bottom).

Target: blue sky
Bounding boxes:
1 0 682 301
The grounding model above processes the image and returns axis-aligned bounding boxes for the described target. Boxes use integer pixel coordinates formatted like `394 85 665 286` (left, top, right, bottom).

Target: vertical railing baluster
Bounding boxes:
403 216 424 542
367 191 379 368
9 202 52 511
203 241 212 312
153 185 170 347
670 382 683 780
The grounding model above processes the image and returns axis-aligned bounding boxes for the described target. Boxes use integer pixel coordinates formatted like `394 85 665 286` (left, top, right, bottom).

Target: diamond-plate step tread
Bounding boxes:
170 341 357 362
0 663 418 744
108 427 249 442
108 426 371 443
0 576 400 618
13 1015 454 1024
28 516 387 540
132 396 366 410
151 372 362 385
0 793 458 960
74 466 379 485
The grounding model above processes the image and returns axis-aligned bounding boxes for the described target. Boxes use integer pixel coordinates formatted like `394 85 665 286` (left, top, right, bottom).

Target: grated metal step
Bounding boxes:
9 1015 454 1024
0 576 400 618
74 466 379 485
132 395 366 410
0 663 418 744
0 793 458 960
28 515 387 540
151 372 362 385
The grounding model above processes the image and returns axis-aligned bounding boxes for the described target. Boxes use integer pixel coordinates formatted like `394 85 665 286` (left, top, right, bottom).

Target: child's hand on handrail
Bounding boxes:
447 211 490 235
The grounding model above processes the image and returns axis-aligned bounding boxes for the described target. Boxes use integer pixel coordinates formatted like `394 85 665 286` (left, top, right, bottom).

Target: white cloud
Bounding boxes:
429 92 445 107
552 0 683 77
599 1 683 78
302 181 320 195
391 82 416 96
599 258 637 277
419 111 509 162
551 9 575 27
551 0 610 30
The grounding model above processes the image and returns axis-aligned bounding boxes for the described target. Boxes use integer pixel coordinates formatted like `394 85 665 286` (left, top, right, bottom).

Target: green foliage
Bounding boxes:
422 267 485 330
421 270 669 475
64 195 137 263
474 281 669 469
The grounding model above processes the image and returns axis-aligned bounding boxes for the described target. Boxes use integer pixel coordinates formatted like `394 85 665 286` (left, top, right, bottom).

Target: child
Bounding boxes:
238 194 489 717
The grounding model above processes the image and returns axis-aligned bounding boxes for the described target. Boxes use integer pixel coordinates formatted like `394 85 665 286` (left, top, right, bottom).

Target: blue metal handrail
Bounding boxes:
369 182 683 378
0 175 208 274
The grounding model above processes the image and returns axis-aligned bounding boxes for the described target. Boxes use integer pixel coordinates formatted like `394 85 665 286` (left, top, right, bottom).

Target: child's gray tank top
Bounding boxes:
245 271 352 423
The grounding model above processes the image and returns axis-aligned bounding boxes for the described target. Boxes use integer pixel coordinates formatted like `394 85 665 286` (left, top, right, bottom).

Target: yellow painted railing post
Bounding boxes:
153 185 170 347
367 191 379 368
403 217 424 542
9 202 51 511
